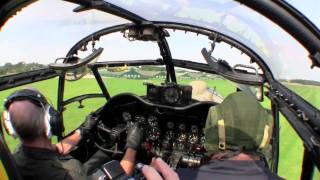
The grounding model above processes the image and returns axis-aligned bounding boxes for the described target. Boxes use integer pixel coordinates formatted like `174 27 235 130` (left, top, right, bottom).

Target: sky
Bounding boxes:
0 0 319 81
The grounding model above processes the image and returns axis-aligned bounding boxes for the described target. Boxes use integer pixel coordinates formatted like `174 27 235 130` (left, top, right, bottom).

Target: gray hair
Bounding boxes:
9 100 46 141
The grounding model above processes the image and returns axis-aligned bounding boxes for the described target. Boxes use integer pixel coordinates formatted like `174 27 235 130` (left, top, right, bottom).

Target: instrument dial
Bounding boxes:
188 134 199 144
135 115 146 124
148 115 158 127
178 123 186 132
122 111 131 122
191 125 198 134
177 133 188 142
163 87 180 104
167 121 174 130
148 127 161 141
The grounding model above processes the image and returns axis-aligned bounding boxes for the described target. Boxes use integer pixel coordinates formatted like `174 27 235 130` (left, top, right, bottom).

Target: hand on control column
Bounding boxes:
125 123 142 151
78 113 98 139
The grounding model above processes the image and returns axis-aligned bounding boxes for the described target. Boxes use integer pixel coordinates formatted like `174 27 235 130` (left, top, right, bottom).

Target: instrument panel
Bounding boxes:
119 111 206 154
146 82 193 106
95 94 214 168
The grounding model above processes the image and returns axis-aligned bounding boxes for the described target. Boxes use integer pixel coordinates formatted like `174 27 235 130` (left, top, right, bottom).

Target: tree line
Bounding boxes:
0 62 46 76
280 79 320 86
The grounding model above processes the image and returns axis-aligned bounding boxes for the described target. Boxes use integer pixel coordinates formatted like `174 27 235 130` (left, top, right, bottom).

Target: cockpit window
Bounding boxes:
106 0 320 83
86 32 161 62
166 29 261 73
166 30 208 64
99 65 167 97
285 0 320 29
0 0 128 75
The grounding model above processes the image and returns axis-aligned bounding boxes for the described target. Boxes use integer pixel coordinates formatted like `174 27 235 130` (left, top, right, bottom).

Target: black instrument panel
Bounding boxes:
94 93 215 167
116 109 206 152
146 82 193 106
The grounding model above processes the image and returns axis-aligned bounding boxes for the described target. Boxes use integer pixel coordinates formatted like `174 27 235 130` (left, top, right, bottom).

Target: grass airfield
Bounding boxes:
0 77 319 179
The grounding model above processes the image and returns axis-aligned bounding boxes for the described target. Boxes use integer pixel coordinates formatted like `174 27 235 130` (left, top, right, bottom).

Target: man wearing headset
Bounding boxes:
140 92 282 180
2 88 142 179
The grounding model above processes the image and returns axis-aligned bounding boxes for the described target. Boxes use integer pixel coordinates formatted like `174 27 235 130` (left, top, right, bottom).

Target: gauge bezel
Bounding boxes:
162 86 181 104
122 111 132 122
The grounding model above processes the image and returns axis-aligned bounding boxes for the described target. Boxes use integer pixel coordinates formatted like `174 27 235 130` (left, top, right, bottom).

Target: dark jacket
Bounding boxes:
176 160 283 180
14 146 86 180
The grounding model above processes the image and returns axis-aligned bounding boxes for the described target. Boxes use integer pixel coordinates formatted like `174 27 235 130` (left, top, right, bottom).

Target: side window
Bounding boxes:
278 113 304 179
0 0 128 76
63 78 106 134
283 82 320 110
313 168 320 180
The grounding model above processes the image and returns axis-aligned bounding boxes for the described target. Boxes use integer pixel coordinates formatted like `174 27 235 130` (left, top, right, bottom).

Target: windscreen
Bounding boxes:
106 0 320 83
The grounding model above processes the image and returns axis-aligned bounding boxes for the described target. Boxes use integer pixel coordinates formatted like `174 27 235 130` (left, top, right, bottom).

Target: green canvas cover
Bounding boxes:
204 91 273 155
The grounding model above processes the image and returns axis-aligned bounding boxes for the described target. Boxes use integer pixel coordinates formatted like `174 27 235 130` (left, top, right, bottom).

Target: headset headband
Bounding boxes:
4 89 48 110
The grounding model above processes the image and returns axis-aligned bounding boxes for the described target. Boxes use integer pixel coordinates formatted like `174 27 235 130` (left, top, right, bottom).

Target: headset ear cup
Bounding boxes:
2 111 18 139
44 106 52 138
47 106 61 137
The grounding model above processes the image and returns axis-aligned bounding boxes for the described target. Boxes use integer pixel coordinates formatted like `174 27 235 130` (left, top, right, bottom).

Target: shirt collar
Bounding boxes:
21 146 59 160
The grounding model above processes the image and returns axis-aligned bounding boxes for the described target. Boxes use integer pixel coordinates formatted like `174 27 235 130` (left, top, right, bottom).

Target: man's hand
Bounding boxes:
55 130 81 155
125 123 142 151
120 123 142 176
142 158 179 180
78 113 98 139
56 114 97 155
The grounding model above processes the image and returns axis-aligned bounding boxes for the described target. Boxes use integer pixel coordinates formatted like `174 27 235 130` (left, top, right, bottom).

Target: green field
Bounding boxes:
0 77 319 179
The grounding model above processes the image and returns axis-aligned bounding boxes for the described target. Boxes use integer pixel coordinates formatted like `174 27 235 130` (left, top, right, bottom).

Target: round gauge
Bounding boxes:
165 131 174 140
122 111 131 122
163 87 180 104
148 86 159 97
200 135 205 144
167 121 174 130
177 133 187 142
191 125 198 134
188 134 199 144
178 123 186 132
135 115 146 124
147 127 161 141
148 115 158 127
